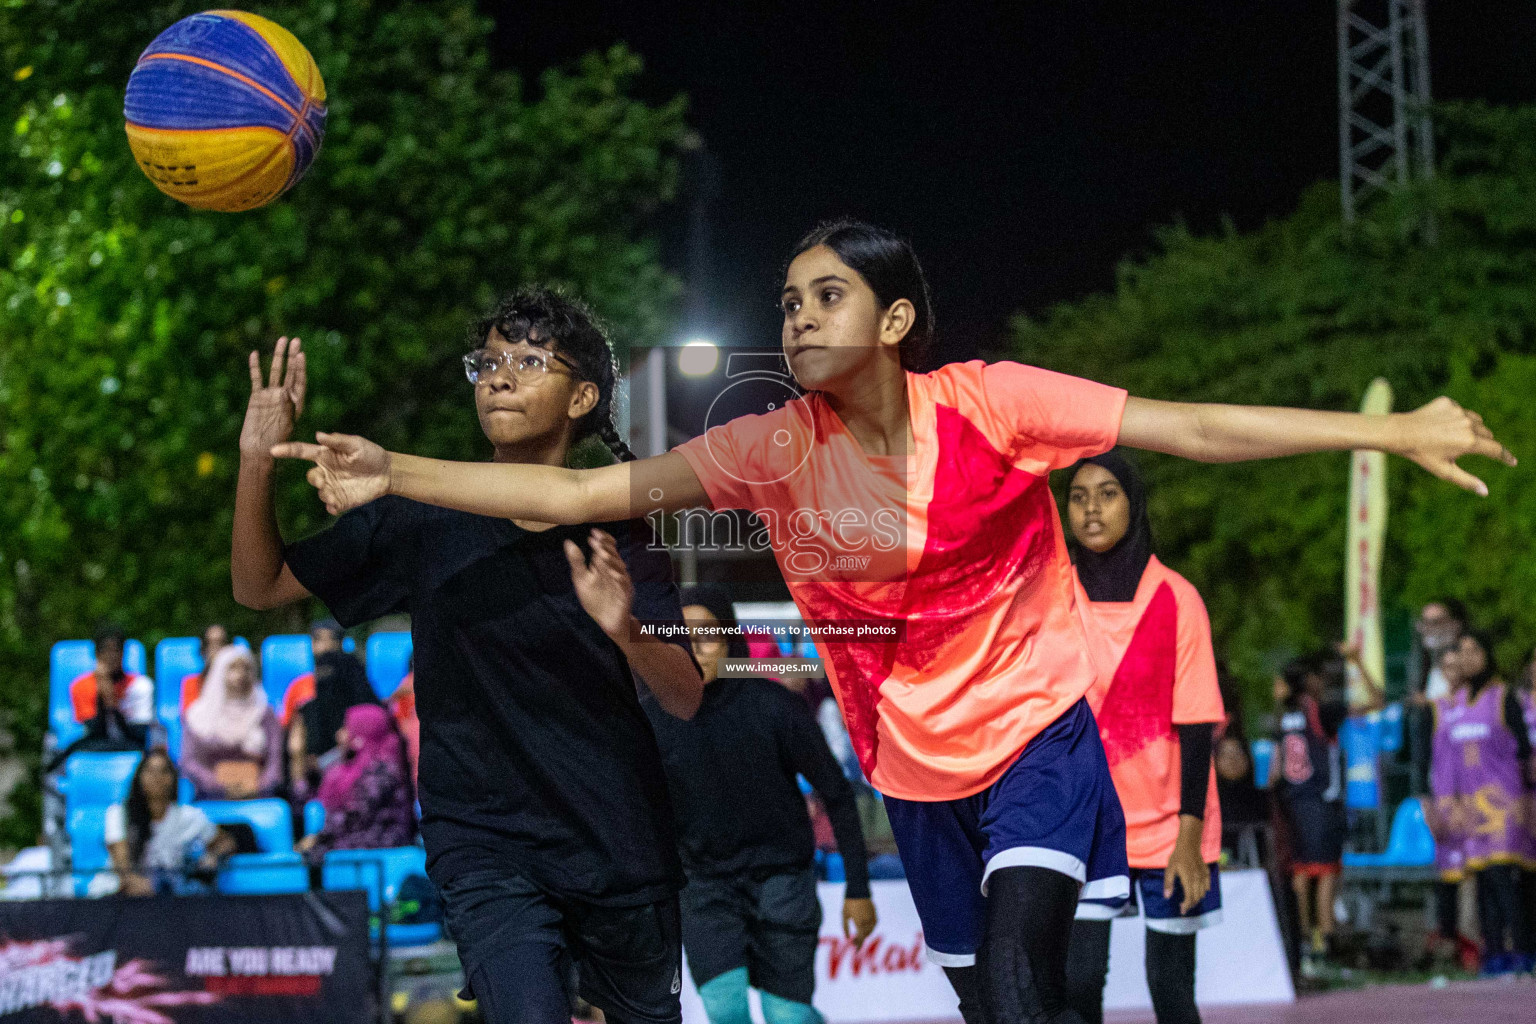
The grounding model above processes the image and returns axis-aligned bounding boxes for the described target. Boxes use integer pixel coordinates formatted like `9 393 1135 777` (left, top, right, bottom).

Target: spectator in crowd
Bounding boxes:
69 622 154 726
390 656 420 785
100 748 237 897
297 703 415 863
278 618 346 727
1213 665 1268 865
645 583 875 1024
178 623 231 712
1405 600 1471 795
288 645 380 799
180 646 283 800
1273 654 1351 973
1413 600 1469 702
1429 632 1533 975
1424 641 1480 973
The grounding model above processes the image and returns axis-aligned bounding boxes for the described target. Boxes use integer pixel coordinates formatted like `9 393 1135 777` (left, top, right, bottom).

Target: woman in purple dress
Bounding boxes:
1429 632 1534 975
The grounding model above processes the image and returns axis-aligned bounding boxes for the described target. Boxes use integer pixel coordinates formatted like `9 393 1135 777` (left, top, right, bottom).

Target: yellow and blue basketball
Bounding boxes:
124 10 326 212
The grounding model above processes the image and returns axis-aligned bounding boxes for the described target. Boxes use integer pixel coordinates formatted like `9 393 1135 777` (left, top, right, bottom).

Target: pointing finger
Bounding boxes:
272 442 325 462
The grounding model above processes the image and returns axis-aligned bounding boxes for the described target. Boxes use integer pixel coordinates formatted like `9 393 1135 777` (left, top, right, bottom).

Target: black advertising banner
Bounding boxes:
0 891 371 1023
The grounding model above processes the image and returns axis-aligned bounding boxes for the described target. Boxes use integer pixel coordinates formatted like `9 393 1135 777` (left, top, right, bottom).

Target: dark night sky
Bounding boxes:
485 2 1536 364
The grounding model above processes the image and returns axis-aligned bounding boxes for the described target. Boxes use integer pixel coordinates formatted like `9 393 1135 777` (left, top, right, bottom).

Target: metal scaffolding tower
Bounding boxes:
1337 0 1434 224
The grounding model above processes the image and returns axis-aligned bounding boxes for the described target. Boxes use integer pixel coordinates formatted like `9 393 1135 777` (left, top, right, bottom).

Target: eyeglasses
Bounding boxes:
463 346 580 385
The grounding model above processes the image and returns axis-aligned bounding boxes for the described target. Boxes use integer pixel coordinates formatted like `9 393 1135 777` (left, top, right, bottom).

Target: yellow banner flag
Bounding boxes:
1346 378 1392 705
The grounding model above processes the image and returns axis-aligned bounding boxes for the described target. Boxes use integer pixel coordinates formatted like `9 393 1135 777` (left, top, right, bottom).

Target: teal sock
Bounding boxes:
698 967 751 1024
760 991 824 1024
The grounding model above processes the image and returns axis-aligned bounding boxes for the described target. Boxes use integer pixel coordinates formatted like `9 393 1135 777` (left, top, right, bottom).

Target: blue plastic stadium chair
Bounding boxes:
49 639 147 747
797 775 813 795
154 637 202 724
323 846 440 947
365 631 413 701
303 800 325 837
196 799 294 855
178 777 194 804
1377 702 1405 754
68 805 111 873
1251 739 1276 789
216 852 309 895
260 634 314 709
1340 716 1381 810
63 751 142 811
1343 797 1436 868
823 852 845 883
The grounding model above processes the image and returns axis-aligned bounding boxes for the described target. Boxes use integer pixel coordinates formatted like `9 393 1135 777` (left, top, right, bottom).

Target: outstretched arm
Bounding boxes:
272 434 710 521
233 338 313 609
1119 395 1515 495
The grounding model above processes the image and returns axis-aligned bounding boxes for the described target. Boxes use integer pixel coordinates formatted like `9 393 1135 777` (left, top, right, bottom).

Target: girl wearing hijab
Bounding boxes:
180 646 283 800
1063 450 1224 1024
287 647 381 799
1429 632 1534 975
298 703 416 862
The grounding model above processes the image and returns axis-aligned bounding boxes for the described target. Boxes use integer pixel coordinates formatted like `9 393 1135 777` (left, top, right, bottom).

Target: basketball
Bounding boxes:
123 10 326 212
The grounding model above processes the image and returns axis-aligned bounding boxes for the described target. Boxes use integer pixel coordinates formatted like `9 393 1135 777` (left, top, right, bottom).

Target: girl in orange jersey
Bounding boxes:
1062 452 1221 1024
276 221 1511 1024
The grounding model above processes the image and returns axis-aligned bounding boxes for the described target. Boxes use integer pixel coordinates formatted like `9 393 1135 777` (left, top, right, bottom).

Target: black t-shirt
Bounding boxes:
285 495 690 906
644 677 871 898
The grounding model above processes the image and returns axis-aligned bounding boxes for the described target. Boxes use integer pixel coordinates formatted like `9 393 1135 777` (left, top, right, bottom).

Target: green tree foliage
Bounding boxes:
0 0 687 843
1012 103 1536 700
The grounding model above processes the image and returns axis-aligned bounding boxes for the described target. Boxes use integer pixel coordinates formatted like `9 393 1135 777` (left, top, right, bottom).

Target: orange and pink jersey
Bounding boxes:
1075 557 1224 867
673 360 1126 801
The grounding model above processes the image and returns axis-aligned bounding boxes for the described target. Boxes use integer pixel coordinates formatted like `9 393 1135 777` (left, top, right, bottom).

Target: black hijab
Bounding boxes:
1068 449 1154 603
680 583 750 660
300 649 380 757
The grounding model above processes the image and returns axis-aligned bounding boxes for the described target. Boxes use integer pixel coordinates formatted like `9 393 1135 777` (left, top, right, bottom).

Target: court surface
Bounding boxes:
1098 977 1536 1024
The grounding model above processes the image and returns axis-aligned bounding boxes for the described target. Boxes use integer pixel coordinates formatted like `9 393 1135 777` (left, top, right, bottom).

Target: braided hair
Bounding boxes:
472 287 637 464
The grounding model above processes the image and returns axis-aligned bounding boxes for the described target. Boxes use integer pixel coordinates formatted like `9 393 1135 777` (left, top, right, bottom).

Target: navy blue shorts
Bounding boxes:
1075 864 1224 933
882 698 1130 966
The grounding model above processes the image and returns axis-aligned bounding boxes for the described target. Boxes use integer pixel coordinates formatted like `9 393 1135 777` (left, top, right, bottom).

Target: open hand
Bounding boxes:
240 337 306 456
271 432 391 515
565 529 634 641
1396 396 1516 496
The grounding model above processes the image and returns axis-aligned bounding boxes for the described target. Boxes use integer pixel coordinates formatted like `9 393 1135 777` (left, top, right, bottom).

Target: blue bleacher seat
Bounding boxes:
323 846 440 947
49 638 147 746
822 851 845 883
196 799 294 854
1376 702 1405 754
63 751 142 810
154 637 202 724
303 800 325 837
365 632 412 700
1343 797 1436 869
1251 739 1276 789
68 805 111 873
260 634 314 709
216 852 308 895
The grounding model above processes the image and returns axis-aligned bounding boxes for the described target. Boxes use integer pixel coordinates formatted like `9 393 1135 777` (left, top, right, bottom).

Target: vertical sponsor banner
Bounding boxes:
1346 378 1392 709
0 892 370 1023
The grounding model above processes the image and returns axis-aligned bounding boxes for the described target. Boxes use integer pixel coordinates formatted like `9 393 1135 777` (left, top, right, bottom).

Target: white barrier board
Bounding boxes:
681 871 1291 1023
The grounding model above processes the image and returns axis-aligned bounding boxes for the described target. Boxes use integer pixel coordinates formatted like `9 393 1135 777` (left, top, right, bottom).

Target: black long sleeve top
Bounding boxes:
644 677 871 898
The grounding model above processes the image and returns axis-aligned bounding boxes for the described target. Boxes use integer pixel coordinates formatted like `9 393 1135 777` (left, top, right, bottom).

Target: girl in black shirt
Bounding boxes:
232 290 703 1024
